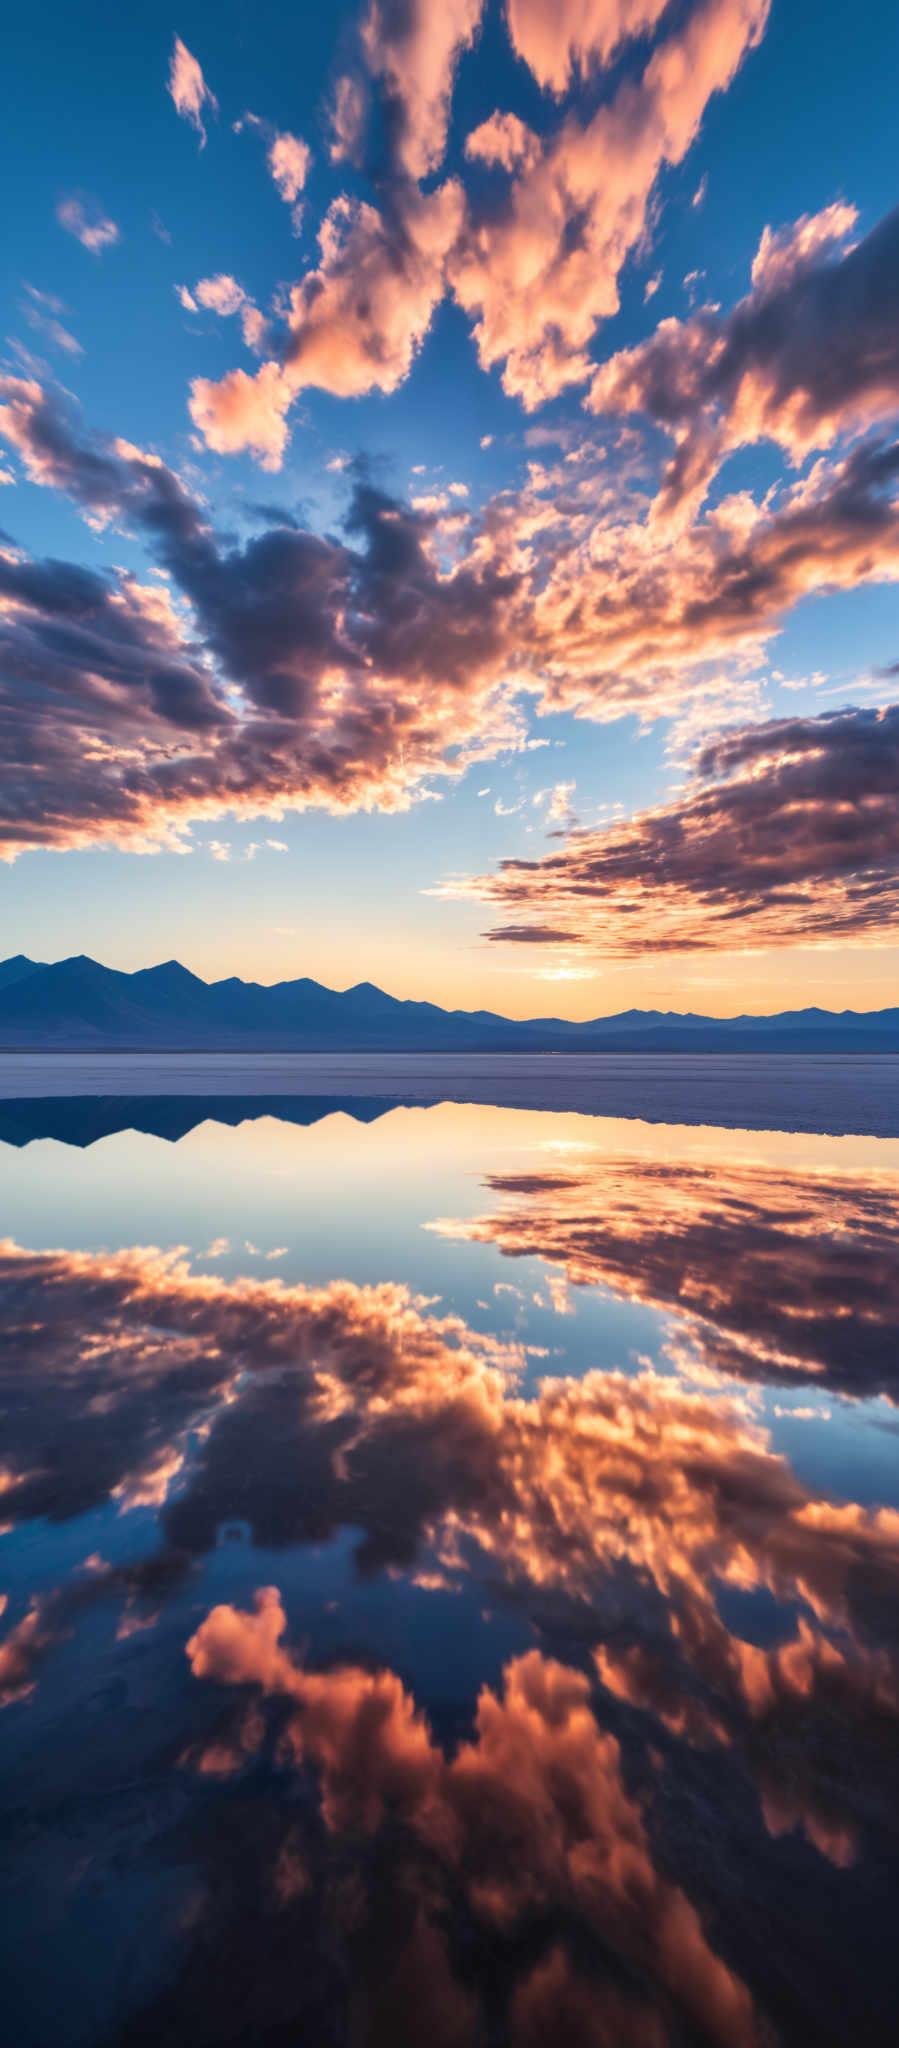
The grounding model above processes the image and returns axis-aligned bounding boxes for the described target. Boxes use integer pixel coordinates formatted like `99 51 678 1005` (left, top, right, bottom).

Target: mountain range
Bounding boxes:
0 954 897 1052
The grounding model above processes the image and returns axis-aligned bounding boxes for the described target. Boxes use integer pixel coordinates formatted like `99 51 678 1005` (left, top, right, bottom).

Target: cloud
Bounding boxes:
447 1143 899 1399
328 72 368 164
182 275 265 350
360 0 484 179
21 285 82 356
191 274 248 317
189 361 290 467
0 1598 63 1707
268 130 311 219
0 379 528 850
5 1226 899 1892
504 0 671 95
189 180 465 458
235 112 311 227
588 202 899 518
183 2 772 454
451 0 770 406
4 1235 898 1654
187 1600 759 2044
5 381 899 865
56 193 119 253
465 698 899 955
187 2 771 442
167 34 218 148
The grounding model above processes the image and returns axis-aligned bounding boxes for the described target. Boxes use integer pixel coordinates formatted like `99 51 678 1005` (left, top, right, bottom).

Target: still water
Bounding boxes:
1 1078 898 2046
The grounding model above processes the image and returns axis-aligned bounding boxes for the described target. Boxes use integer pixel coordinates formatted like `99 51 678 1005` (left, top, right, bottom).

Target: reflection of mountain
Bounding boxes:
3 1239 899 2044
2 951 899 1049
0 1094 402 1149
445 1151 899 1401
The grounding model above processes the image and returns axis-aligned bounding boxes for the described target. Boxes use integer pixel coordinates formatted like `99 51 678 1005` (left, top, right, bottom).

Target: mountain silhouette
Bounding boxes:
0 954 897 1051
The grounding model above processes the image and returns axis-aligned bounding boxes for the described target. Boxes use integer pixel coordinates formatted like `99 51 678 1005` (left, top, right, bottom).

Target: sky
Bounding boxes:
1 0 898 1018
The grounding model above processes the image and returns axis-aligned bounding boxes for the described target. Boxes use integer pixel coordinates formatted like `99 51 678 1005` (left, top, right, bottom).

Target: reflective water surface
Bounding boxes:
2 1083 898 2046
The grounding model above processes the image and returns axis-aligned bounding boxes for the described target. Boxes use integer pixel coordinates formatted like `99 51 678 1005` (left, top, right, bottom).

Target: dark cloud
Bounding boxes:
0 378 523 852
471 698 899 955
589 203 899 516
5 1233 899 2041
3 1237 899 1659
4 379 899 883
447 1147 899 1399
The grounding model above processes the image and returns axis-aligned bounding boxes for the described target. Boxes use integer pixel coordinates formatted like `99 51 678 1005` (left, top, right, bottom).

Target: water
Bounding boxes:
1 1062 898 2046
0 1047 897 1133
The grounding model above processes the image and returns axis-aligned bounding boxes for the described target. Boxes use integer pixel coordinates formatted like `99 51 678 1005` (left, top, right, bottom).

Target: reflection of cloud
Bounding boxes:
595 1609 899 1871
0 1599 62 1707
5 1233 899 1875
441 1147 899 1397
188 1596 758 2046
5 1233 899 1633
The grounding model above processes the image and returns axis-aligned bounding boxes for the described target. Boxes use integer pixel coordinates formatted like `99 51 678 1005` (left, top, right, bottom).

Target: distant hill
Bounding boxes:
0 954 897 1052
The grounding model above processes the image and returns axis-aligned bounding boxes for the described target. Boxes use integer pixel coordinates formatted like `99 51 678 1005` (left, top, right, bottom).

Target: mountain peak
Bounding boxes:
0 954 896 1051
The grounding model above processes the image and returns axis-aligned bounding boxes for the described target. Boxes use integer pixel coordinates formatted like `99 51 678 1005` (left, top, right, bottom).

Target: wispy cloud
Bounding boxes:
167 35 218 148
56 193 119 253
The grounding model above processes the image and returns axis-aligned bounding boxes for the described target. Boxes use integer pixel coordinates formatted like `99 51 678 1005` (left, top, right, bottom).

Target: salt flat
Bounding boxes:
0 1049 895 1136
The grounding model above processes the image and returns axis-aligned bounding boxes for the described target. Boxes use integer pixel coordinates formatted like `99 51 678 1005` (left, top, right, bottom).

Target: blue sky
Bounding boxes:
1 0 898 1013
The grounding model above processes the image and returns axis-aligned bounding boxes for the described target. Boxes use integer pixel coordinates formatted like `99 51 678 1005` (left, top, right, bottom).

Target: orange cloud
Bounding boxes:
360 0 484 179
505 0 671 94
188 360 292 469
0 1599 62 1707
283 180 464 401
187 1598 760 2045
5 1229 899 1879
451 0 770 406
4 1235 898 1648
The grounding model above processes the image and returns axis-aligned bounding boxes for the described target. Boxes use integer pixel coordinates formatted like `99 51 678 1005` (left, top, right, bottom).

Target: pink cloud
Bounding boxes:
235 112 311 227
167 34 218 148
192 274 248 317
505 0 671 94
267 130 311 205
188 362 291 468
451 0 770 406
360 0 484 179
56 193 119 254
190 180 464 458
285 180 464 398
587 201 899 520
328 72 368 164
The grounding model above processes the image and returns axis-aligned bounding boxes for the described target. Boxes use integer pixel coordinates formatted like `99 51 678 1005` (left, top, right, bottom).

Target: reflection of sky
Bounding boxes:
2 1098 899 2046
